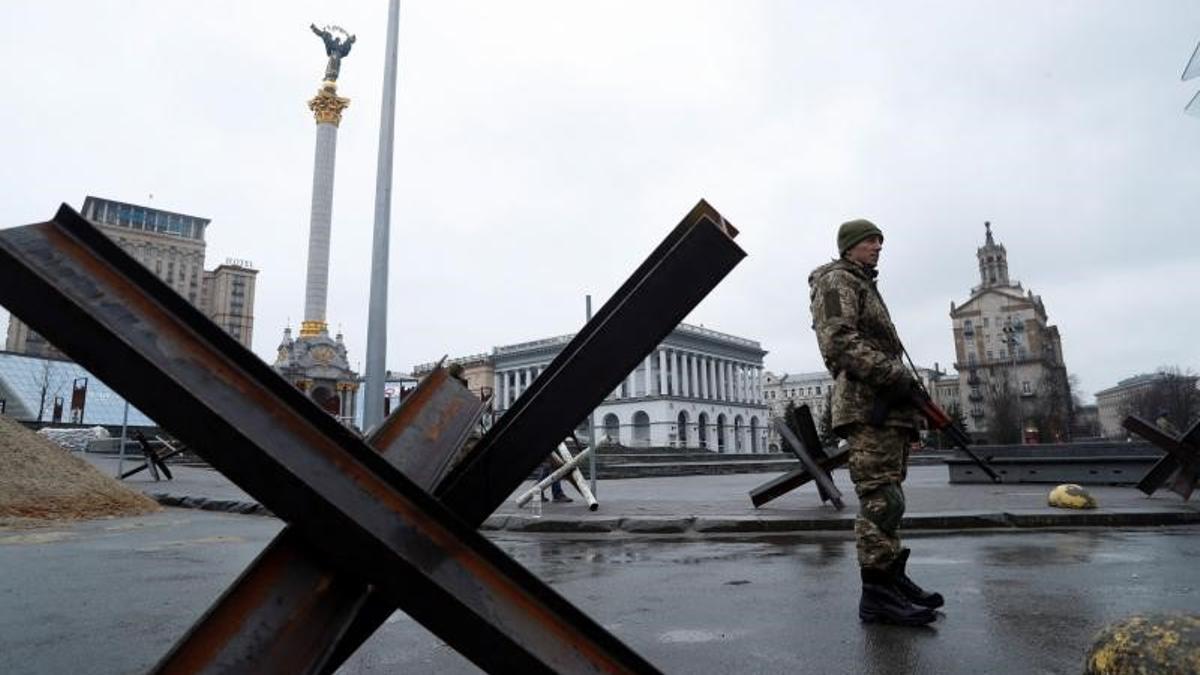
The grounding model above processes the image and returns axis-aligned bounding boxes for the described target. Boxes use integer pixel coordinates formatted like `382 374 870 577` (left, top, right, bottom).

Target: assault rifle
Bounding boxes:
872 384 1002 484
911 390 1002 483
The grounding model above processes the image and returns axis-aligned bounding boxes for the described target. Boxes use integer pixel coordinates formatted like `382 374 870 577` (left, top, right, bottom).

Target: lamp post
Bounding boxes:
362 0 402 431
1001 323 1024 443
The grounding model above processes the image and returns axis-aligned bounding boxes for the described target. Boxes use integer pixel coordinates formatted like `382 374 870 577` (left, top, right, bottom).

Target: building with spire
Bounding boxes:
273 24 359 426
950 222 1071 443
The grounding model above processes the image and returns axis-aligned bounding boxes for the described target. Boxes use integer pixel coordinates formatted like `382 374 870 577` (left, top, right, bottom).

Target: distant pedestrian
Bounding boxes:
537 453 572 503
133 431 172 481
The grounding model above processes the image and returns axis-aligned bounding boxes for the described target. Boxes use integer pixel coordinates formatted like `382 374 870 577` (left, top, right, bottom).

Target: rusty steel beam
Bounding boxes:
147 198 745 675
750 405 846 508
1126 416 1200 499
155 367 484 674
155 528 372 674
768 418 845 509
0 205 659 674
322 200 747 673
749 449 848 508
437 199 745 523
322 368 488 674
367 367 486 490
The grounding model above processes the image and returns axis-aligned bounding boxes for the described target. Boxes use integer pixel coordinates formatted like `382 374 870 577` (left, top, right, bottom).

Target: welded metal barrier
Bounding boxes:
328 198 745 672
750 404 846 509
0 200 744 673
1125 415 1200 500
155 366 486 673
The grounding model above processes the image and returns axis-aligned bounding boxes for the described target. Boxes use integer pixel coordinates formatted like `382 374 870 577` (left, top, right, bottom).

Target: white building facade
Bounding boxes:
491 324 770 453
764 365 957 449
762 371 833 450
1093 373 1200 440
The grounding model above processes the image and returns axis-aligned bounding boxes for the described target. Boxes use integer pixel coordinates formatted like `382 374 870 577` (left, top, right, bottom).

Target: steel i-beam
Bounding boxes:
1125 415 1200 499
155 199 745 675
155 366 484 673
438 199 745 522
326 199 746 671
0 205 664 674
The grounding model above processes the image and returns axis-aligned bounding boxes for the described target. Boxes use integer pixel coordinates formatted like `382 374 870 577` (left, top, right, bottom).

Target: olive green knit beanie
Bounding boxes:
837 219 883 255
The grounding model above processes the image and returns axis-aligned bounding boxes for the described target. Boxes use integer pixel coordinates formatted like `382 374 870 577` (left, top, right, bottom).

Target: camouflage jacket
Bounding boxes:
808 258 918 433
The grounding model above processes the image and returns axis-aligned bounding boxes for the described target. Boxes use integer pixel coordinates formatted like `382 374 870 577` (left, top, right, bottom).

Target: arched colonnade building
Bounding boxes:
490 323 770 453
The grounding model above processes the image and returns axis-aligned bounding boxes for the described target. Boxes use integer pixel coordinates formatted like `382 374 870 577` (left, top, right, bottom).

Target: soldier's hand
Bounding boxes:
882 374 918 404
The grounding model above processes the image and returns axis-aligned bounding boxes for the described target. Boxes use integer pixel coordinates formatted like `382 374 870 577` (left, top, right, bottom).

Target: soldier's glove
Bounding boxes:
881 374 919 405
870 374 917 427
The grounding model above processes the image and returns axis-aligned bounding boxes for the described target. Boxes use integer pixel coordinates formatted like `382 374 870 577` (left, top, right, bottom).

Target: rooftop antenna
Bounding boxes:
1184 39 1200 117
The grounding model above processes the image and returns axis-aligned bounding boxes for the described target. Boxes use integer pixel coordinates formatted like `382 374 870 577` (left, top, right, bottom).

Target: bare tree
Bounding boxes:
1122 366 1200 430
816 389 839 449
930 402 969 449
30 360 67 423
1027 366 1071 443
986 374 1022 445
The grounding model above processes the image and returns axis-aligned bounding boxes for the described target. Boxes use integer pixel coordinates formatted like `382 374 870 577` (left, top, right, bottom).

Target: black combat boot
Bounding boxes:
859 567 937 626
889 548 944 609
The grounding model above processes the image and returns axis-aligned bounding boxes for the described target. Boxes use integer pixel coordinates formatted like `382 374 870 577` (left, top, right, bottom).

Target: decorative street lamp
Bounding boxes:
1001 323 1027 443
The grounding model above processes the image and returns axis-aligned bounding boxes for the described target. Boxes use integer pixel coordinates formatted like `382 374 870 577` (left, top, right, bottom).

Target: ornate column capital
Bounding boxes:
308 82 351 126
299 320 327 337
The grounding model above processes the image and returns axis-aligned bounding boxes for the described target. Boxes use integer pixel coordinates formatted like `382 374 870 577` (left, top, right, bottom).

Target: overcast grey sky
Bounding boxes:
2 1 1197 402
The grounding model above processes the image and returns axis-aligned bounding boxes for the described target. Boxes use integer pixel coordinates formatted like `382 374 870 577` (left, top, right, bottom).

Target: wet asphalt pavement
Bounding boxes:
1 510 1196 674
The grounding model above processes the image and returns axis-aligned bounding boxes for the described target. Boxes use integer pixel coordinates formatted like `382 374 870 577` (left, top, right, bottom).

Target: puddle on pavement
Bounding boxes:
658 628 747 643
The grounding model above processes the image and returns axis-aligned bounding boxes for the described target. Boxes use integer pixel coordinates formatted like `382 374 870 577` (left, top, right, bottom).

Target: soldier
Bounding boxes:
809 219 942 626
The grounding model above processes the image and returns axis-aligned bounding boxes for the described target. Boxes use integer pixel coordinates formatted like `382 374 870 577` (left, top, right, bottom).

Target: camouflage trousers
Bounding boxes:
846 423 913 570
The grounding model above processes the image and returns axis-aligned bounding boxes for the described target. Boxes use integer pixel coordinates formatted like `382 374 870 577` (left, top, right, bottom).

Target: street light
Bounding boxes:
1001 323 1025 443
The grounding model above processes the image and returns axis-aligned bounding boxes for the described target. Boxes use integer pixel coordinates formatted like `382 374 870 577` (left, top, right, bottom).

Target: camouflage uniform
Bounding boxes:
809 257 919 570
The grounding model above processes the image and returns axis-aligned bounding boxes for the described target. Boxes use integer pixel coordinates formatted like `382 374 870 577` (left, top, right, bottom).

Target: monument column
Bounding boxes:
301 82 351 338
272 25 361 427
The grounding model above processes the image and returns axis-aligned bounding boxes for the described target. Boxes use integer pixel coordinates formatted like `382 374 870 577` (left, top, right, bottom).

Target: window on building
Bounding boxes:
967 352 976 365
986 350 993 360
816 385 821 395
1022 381 1032 395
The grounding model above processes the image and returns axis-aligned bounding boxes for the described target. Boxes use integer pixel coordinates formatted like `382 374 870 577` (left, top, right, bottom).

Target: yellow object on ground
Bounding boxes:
1086 614 1200 674
1048 483 1097 509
